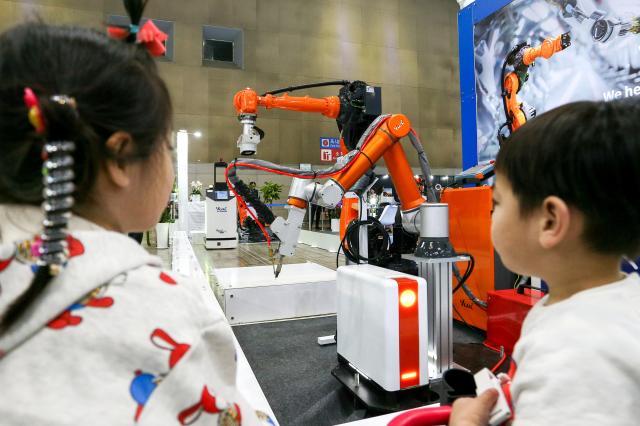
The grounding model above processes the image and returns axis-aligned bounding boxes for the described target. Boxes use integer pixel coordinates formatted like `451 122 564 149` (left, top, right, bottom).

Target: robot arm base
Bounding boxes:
401 207 421 235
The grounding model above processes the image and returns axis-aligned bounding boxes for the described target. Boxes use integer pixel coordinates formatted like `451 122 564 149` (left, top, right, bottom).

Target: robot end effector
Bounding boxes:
234 89 262 155
269 178 344 277
236 114 263 156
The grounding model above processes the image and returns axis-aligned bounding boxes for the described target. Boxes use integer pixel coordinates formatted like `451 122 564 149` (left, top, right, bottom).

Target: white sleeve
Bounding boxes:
511 313 640 426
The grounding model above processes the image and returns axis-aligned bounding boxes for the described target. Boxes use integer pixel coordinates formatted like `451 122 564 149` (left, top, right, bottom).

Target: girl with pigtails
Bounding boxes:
0 1 271 424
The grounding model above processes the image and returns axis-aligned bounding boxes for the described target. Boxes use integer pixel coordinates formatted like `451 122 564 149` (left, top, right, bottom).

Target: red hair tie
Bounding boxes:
23 88 46 135
108 20 168 57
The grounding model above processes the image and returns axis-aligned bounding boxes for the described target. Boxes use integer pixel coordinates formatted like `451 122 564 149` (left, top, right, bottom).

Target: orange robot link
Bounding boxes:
331 114 424 212
523 34 569 66
287 197 308 210
234 88 341 119
502 32 571 135
503 73 526 132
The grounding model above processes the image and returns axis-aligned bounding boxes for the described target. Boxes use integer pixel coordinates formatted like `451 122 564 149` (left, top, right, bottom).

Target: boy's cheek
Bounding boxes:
491 215 518 271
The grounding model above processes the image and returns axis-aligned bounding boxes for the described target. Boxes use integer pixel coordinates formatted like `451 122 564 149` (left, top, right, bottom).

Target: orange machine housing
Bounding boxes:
441 186 494 330
340 195 360 241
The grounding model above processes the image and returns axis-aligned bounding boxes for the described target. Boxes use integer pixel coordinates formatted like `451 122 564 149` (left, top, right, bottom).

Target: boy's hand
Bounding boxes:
449 389 499 426
497 373 511 385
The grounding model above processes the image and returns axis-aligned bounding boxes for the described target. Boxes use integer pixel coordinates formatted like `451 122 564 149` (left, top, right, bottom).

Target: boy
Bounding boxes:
450 99 640 425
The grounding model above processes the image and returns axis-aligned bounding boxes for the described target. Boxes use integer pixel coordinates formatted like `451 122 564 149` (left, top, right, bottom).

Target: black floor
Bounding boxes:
233 316 500 426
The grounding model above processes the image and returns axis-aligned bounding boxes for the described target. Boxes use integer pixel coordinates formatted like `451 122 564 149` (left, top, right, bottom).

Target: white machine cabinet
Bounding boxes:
205 162 238 249
337 264 428 392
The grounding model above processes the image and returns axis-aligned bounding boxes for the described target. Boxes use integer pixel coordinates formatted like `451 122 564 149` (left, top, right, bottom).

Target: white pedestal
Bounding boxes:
298 229 341 253
213 262 337 325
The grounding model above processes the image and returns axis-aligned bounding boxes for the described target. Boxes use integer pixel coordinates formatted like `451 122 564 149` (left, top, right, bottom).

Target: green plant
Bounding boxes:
260 181 283 204
328 206 342 219
190 180 203 196
159 205 175 223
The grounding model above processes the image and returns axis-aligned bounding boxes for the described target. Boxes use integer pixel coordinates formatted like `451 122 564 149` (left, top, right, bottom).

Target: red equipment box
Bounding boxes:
485 286 546 355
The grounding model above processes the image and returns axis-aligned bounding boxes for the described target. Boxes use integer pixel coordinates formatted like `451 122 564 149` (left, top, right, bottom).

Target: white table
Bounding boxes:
171 231 278 424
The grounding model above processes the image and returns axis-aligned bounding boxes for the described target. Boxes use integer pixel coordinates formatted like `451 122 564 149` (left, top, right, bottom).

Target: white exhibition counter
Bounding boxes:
171 231 278 424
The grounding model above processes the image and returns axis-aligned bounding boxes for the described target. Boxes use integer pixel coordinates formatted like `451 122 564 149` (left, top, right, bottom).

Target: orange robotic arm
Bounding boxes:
267 113 426 276
276 114 423 215
230 86 427 275
503 73 527 133
501 32 571 135
234 88 341 119
234 87 343 155
522 33 571 65
233 87 424 213
330 114 424 212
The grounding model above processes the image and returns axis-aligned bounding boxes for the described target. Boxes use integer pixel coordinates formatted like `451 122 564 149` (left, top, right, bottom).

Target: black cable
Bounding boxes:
340 217 390 264
452 252 475 294
261 80 350 96
336 232 347 268
452 252 487 310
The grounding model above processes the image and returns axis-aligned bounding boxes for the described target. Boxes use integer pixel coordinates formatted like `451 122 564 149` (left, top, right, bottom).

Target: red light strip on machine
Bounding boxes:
394 277 420 389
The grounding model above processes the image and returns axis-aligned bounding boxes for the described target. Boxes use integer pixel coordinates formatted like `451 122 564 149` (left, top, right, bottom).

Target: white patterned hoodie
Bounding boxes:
0 205 273 426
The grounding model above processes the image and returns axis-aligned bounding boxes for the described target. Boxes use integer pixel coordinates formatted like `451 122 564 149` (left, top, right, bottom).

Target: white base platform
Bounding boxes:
298 229 341 253
212 262 337 325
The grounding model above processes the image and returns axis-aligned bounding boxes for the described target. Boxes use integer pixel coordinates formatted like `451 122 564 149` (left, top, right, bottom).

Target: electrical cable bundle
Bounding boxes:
451 253 487 309
261 80 350 96
224 115 391 249
231 178 275 226
337 216 390 266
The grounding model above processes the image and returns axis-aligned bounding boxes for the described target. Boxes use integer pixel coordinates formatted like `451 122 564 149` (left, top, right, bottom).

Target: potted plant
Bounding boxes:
156 204 174 249
259 181 283 205
190 180 203 202
328 206 342 233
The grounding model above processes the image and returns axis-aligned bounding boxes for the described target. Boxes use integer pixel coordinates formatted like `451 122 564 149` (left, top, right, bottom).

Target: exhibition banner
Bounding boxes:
474 0 640 162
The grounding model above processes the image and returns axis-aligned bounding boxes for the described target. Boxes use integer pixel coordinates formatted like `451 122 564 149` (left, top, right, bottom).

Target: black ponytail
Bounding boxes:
1 267 54 333
123 0 149 42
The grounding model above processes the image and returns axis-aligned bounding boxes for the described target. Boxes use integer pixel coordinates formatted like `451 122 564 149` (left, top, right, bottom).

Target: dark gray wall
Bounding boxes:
1 0 462 167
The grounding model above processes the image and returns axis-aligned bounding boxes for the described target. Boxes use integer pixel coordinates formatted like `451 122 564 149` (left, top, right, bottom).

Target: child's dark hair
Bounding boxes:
496 99 640 258
0 0 172 331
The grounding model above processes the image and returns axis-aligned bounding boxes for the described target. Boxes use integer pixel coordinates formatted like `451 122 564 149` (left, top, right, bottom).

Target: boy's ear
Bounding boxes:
103 131 134 189
538 196 571 250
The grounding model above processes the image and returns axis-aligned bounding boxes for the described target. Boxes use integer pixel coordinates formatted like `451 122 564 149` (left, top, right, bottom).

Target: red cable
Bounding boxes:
225 118 390 247
481 341 509 374
387 406 452 426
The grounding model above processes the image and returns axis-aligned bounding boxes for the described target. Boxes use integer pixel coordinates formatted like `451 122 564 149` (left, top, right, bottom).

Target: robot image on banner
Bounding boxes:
474 0 640 164
223 80 497 416
499 32 572 141
205 161 238 250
